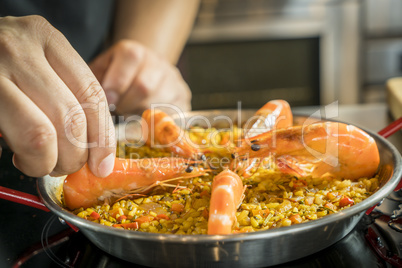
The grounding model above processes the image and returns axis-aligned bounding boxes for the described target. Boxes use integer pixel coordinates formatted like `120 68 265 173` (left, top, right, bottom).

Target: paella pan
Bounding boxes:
33 107 402 267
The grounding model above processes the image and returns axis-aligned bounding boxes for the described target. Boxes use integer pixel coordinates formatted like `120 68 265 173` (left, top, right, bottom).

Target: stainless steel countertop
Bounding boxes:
293 103 402 153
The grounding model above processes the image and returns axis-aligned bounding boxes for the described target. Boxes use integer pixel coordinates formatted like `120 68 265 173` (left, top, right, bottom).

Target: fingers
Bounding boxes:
42 25 116 178
88 51 111 84
0 15 115 178
118 52 167 112
13 55 89 176
100 41 144 106
118 55 192 115
0 76 57 177
160 68 192 112
90 40 192 115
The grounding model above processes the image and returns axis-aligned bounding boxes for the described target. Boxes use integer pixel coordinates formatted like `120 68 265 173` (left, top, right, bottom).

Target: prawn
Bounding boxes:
208 170 244 235
236 122 380 180
63 158 208 210
142 109 202 159
245 100 293 139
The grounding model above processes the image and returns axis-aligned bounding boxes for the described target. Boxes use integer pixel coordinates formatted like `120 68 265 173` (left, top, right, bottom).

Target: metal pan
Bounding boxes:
4 111 402 267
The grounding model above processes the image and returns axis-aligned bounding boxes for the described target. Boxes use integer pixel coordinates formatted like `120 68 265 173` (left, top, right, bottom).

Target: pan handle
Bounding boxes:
377 117 402 138
0 186 50 212
0 134 80 231
0 185 79 232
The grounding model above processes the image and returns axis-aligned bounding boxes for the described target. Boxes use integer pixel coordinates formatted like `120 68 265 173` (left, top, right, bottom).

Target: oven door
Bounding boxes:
179 38 320 110
178 0 362 108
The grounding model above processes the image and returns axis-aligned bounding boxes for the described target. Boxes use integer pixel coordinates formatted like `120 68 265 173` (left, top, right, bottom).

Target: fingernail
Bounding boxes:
98 153 115 177
12 154 19 169
49 171 63 177
105 91 119 105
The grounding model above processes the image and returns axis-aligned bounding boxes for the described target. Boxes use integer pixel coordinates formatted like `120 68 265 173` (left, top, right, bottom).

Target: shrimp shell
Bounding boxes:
236 122 380 180
63 158 207 210
142 109 200 159
245 100 293 139
208 170 244 235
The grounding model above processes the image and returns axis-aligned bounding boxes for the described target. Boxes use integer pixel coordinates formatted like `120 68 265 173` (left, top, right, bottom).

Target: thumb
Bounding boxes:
89 51 112 85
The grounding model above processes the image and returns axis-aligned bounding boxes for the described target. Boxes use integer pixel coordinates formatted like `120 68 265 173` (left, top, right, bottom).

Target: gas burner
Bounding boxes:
12 216 76 268
366 189 402 267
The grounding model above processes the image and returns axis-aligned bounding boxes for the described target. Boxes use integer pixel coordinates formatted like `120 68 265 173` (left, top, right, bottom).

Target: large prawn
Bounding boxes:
63 158 208 210
142 109 202 159
208 170 244 235
236 122 380 180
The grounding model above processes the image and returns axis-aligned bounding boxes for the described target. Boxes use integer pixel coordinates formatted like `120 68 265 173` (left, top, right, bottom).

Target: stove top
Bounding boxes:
0 148 401 268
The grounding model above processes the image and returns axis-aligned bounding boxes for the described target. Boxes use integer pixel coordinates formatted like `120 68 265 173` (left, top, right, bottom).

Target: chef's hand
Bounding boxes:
89 40 192 115
0 16 116 178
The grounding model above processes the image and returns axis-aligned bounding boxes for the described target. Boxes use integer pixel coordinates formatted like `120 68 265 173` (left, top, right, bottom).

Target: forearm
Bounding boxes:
112 0 199 64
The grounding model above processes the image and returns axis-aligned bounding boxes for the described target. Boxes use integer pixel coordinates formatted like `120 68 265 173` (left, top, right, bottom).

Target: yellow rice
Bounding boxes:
72 126 379 234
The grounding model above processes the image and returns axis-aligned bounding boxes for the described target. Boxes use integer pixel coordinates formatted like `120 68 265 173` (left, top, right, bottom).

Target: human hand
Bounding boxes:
89 40 192 115
0 16 116 178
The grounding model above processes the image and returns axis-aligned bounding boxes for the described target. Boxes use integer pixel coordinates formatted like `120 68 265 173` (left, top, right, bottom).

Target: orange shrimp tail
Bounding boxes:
208 170 244 235
256 100 293 129
142 109 200 159
245 100 293 139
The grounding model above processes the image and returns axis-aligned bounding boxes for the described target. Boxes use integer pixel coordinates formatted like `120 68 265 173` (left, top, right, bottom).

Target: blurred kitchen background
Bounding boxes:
177 0 402 110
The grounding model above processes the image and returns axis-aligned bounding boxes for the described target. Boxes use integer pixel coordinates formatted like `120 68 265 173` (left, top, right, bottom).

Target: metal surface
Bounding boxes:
36 111 402 267
189 0 363 105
